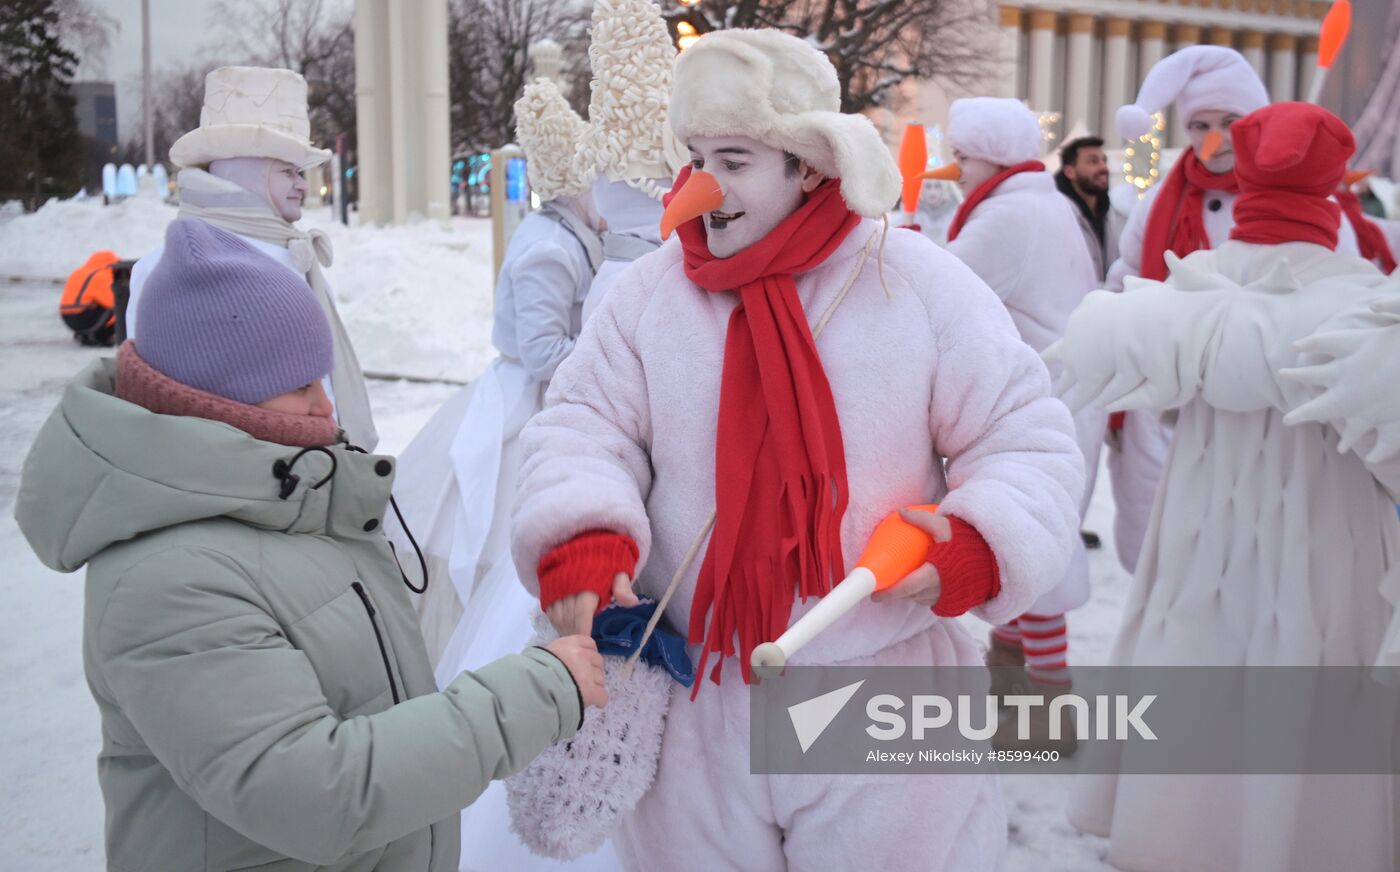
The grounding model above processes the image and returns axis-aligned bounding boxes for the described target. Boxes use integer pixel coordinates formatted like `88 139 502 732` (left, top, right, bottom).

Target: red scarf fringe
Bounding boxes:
1335 189 1397 273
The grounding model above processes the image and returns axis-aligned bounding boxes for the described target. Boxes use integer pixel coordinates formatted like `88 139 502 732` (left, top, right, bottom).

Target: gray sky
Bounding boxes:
87 0 221 142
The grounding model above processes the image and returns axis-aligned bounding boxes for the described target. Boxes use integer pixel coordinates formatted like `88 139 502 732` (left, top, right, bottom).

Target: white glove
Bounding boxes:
1281 300 1400 463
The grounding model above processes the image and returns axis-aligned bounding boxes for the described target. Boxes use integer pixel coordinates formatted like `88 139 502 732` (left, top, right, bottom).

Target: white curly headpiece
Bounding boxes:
514 77 593 202
574 0 688 201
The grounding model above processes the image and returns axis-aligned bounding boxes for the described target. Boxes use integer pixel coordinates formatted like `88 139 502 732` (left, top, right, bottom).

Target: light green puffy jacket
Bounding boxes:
15 359 582 872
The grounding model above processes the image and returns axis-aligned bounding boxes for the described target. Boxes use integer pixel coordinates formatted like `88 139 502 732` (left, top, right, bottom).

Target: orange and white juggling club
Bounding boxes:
750 503 941 678
1306 0 1352 104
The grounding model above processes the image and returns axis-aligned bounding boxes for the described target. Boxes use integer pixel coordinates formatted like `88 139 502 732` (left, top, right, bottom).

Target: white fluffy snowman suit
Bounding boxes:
1050 102 1400 872
511 30 1083 872
944 97 1105 616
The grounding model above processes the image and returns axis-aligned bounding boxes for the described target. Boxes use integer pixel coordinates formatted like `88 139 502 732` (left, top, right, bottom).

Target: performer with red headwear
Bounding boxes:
511 28 1083 870
1050 102 1399 872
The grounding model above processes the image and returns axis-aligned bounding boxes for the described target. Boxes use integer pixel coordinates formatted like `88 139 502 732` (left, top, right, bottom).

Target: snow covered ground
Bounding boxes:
0 197 1125 870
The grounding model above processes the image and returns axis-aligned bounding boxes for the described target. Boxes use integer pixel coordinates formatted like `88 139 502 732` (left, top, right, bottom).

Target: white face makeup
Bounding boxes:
1186 110 1242 174
951 150 1002 197
266 160 309 222
686 135 812 259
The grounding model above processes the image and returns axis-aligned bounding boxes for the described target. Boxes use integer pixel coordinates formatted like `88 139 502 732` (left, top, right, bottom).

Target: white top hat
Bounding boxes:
169 66 332 170
574 0 689 201
515 78 594 201
669 29 901 219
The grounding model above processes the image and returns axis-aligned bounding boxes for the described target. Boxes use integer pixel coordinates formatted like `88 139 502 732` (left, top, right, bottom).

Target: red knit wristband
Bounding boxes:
537 530 640 612
927 517 1001 618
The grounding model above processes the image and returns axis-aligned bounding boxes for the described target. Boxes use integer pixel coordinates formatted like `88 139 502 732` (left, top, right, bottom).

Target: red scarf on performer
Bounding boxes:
1139 149 1238 281
667 166 860 691
1335 189 1397 273
946 161 1045 242
1230 189 1341 249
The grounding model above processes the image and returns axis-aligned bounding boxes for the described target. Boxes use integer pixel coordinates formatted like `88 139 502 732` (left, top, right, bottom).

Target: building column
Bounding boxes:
1065 13 1095 131
1299 35 1319 102
1028 9 1057 113
1102 17 1131 139
1169 24 1202 146
999 6 1022 98
353 0 452 224
1270 33 1297 101
1241 30 1267 78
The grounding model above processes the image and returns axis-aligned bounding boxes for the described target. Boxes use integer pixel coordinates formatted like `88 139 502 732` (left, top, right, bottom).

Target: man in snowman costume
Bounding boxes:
940 97 1105 747
511 29 1083 869
128 66 377 449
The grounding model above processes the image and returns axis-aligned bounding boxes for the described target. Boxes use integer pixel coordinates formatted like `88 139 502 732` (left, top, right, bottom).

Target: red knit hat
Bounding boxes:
1229 102 1354 249
1232 102 1353 196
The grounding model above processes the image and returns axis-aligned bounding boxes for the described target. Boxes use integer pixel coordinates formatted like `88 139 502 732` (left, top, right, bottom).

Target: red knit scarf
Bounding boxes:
1230 189 1341 249
1140 150 1238 281
116 342 340 448
946 161 1045 242
1335 189 1397 273
667 166 860 690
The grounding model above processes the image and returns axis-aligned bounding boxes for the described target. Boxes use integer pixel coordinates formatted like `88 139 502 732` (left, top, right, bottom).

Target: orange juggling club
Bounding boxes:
750 503 942 678
659 169 724 240
1307 0 1352 103
898 123 929 219
921 163 962 183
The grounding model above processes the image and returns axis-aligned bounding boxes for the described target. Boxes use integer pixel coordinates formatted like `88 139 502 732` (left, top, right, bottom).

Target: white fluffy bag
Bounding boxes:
505 600 688 859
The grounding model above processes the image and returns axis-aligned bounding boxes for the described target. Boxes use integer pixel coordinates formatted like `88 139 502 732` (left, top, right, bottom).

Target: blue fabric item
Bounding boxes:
592 597 695 688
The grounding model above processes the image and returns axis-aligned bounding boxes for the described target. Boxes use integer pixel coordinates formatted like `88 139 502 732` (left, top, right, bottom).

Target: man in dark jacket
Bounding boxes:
1055 136 1123 283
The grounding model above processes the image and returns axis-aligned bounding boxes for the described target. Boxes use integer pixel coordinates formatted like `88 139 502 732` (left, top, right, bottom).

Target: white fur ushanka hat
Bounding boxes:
1117 46 1270 141
514 78 594 202
669 29 901 219
946 97 1044 168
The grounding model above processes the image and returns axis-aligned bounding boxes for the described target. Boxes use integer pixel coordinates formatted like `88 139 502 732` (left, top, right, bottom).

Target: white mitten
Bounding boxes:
505 610 676 859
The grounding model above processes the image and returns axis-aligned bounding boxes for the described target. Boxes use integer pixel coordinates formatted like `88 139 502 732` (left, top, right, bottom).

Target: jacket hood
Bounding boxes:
16 358 392 573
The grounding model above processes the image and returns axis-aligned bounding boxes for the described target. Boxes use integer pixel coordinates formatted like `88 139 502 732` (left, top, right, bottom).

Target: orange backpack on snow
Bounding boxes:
61 251 119 346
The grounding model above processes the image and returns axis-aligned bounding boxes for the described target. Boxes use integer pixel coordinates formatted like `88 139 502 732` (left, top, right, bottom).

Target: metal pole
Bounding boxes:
142 0 154 169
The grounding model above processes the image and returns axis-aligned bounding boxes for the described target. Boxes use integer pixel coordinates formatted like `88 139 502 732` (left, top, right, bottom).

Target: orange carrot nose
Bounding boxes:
660 170 724 240
1344 168 1373 187
921 164 961 182
1200 130 1225 161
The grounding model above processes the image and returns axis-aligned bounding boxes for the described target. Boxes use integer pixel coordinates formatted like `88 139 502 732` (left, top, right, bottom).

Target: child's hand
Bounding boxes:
544 634 609 709
546 573 640 636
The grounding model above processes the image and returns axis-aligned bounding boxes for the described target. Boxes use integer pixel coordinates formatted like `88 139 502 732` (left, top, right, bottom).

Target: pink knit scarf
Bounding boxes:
116 342 339 448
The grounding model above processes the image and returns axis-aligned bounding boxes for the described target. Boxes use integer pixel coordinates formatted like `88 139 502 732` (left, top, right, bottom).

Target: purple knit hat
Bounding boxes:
136 218 333 404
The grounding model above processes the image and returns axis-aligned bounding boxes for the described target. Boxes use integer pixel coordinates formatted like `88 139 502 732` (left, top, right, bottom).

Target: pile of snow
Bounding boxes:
0 197 499 383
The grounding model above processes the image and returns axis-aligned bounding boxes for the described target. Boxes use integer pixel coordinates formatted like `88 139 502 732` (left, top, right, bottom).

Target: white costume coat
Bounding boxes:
512 219 1084 870
947 171 1105 614
1051 240 1400 872
387 206 614 872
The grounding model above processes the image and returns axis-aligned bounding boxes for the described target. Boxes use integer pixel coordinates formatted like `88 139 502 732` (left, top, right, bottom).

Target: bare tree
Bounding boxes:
210 0 356 150
447 0 590 154
118 60 219 165
53 0 117 77
668 0 997 114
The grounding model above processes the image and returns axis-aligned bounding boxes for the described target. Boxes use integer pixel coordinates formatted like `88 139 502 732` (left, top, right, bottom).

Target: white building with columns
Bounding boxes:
996 0 1332 147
